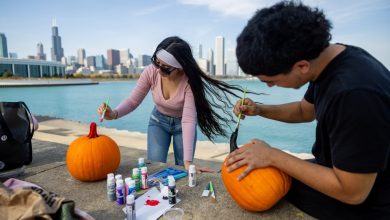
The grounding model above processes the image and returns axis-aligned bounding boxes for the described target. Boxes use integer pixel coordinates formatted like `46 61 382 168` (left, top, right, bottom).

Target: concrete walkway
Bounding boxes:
2 116 315 219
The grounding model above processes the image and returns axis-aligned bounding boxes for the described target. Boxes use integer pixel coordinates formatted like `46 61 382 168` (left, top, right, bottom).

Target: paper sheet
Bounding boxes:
122 187 181 220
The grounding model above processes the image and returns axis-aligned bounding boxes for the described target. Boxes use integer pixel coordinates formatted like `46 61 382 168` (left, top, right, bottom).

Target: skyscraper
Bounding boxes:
77 48 86 66
208 48 214 75
120 49 130 64
215 36 225 76
0 33 8 58
51 19 64 62
36 42 46 60
199 44 203 59
107 49 120 70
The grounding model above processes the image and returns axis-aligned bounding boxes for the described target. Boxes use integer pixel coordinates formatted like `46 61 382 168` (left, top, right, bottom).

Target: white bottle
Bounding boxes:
126 194 136 220
116 180 125 205
188 164 196 187
107 176 116 201
141 167 148 190
138 157 145 168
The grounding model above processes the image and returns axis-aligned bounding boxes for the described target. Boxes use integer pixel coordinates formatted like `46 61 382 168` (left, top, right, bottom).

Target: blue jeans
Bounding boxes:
147 107 196 166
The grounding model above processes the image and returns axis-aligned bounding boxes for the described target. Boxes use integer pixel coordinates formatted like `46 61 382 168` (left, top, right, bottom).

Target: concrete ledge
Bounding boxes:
0 79 98 87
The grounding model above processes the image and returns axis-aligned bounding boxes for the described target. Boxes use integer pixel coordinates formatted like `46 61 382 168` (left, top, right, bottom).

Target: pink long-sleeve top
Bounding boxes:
115 65 197 161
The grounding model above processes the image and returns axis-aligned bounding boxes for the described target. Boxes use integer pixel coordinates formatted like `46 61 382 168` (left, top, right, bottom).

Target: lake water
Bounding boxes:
1 79 316 153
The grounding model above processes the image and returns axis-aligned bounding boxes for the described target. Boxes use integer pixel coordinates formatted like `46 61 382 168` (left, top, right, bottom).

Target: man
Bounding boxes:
225 1 390 219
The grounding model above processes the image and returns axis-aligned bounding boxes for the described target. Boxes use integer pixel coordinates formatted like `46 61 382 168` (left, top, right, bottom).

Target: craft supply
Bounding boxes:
132 168 141 191
168 175 176 204
141 166 148 190
209 181 216 203
138 157 145 168
107 176 116 201
188 164 196 187
126 194 136 220
127 179 137 198
163 208 184 220
100 97 110 123
230 88 247 152
124 177 132 196
201 182 210 197
116 179 125 205
148 167 187 186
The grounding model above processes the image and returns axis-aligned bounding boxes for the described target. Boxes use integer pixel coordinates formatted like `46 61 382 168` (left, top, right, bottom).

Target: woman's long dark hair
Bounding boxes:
153 36 247 141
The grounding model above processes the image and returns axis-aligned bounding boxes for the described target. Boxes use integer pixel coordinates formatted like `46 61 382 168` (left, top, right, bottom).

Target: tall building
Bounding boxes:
86 56 96 68
0 33 8 58
226 48 238 76
36 43 46 60
208 48 214 75
215 36 225 76
120 49 130 64
50 19 64 62
199 44 203 58
77 48 86 66
95 55 105 70
107 49 120 70
137 54 151 67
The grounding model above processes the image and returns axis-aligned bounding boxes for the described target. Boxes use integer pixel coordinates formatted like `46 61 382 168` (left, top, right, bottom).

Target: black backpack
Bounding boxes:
0 102 34 171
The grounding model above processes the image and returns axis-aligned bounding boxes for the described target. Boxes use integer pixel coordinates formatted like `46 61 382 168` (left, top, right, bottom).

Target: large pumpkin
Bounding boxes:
66 122 120 181
221 149 291 211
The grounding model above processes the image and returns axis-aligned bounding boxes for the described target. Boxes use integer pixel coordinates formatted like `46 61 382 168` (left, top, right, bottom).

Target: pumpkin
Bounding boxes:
221 147 291 212
66 122 120 181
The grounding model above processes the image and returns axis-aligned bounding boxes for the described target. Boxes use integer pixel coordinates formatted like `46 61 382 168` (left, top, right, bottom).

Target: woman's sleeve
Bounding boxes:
115 66 154 118
181 86 197 161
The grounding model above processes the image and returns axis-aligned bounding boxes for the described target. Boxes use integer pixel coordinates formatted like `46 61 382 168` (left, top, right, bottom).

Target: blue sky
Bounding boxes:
1 0 389 68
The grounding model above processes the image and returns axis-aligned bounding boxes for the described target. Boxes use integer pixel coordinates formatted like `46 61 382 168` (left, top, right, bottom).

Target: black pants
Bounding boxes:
285 171 390 219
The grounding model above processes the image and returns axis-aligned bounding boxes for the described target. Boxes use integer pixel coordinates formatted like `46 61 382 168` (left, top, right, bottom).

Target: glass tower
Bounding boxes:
51 20 64 62
0 33 8 58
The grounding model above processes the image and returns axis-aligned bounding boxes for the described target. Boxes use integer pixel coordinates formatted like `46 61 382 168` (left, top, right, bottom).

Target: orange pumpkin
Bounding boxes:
221 153 291 211
66 122 120 181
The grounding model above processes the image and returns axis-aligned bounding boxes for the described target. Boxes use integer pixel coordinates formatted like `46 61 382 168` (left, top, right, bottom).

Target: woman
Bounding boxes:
98 36 245 171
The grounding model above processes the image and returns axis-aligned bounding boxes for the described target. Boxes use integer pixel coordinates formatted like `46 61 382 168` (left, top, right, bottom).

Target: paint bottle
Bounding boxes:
107 173 114 179
124 177 132 196
138 157 145 168
115 174 123 182
116 179 125 205
141 166 148 190
127 179 137 198
126 194 136 220
188 164 196 187
132 168 141 191
106 176 116 201
168 175 176 204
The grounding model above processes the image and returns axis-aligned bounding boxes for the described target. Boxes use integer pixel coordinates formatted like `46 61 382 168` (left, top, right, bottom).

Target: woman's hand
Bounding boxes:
233 98 260 120
225 139 274 181
184 161 215 174
97 103 117 120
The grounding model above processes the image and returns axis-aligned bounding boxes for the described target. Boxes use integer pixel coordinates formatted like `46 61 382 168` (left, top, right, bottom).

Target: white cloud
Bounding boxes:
133 3 173 16
177 0 274 18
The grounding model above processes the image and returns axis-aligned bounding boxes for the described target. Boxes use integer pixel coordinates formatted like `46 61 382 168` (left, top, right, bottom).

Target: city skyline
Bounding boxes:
1 0 390 69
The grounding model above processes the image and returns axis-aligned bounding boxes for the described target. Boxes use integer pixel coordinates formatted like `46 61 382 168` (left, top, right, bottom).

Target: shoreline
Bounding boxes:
0 79 98 87
33 115 314 161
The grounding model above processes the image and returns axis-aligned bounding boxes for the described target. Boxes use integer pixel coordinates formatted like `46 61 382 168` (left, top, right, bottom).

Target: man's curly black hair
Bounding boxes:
236 1 332 76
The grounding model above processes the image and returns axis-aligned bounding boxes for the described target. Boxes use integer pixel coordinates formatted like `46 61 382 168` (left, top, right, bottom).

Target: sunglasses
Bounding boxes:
151 56 176 75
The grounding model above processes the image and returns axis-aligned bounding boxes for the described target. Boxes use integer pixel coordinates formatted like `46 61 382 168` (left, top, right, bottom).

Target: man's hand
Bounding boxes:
233 98 260 120
225 139 274 180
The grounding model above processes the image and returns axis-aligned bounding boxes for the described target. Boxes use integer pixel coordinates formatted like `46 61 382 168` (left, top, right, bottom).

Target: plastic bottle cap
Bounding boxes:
116 180 124 187
138 158 144 164
107 176 115 184
115 174 122 180
129 179 136 187
107 173 114 179
125 177 132 184
141 166 147 173
132 168 139 175
189 164 196 172
126 194 135 204
168 175 175 187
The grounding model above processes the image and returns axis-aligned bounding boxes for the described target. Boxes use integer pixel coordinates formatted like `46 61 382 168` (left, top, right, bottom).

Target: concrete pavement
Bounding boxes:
2 116 315 219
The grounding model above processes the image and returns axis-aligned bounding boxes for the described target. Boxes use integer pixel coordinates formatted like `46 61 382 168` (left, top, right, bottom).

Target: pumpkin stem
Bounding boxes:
88 122 99 138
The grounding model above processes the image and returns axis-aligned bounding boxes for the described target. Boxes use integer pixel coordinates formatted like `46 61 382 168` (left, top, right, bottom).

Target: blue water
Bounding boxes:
1 80 316 153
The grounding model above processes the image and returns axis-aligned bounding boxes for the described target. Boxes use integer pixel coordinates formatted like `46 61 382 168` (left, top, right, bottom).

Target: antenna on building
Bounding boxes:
52 18 57 27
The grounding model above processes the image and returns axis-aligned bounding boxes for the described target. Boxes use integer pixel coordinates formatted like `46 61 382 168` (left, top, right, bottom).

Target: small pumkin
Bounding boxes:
66 122 120 181
221 145 291 212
